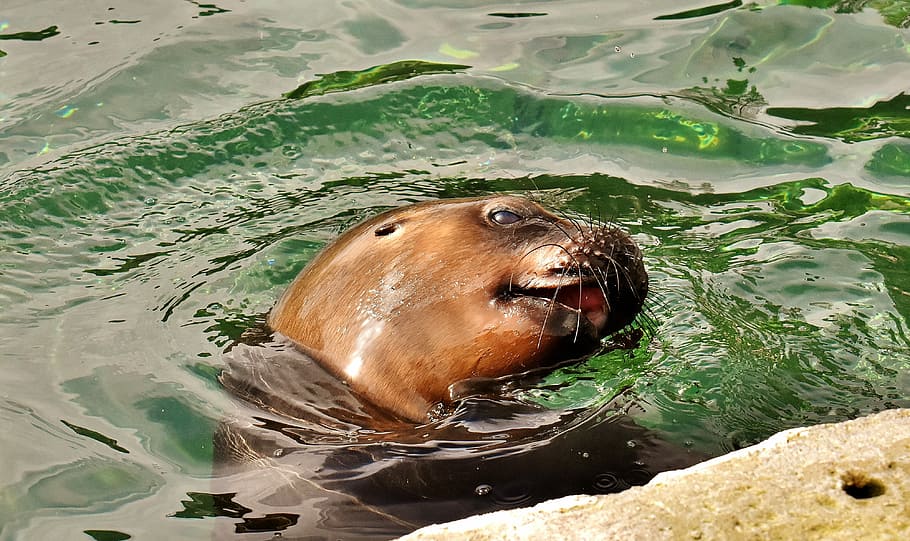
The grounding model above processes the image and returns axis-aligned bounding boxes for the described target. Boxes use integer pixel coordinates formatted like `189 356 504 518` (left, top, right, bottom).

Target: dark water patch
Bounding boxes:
175 493 301 534
84 530 131 541
0 24 60 58
60 420 130 454
85 251 173 277
0 25 60 41
173 492 251 519
489 12 548 18
187 1 232 18
655 0 744 21
767 93 910 142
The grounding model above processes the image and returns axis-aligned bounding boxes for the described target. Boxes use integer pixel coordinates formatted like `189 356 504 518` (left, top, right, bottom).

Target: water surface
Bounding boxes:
1 1 909 539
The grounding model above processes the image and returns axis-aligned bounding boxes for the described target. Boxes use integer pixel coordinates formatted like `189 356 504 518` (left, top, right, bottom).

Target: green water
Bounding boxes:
1 1 909 539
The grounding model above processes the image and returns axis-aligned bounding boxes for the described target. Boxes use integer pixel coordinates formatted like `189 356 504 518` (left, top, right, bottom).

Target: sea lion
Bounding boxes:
209 197 683 538
266 195 648 422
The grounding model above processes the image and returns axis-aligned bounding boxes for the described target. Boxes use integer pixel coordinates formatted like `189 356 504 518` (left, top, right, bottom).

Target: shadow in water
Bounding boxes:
200 339 708 540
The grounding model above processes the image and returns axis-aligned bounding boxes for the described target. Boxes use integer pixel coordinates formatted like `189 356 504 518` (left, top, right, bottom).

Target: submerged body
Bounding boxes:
266 195 648 422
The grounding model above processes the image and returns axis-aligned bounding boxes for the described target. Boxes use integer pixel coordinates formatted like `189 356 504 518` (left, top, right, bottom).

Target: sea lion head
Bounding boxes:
267 195 648 422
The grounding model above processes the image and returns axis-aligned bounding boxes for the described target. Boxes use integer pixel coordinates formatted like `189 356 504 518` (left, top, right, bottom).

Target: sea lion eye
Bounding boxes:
490 209 523 225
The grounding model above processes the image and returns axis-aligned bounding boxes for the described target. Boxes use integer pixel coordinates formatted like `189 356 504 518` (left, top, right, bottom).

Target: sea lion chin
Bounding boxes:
266 195 648 422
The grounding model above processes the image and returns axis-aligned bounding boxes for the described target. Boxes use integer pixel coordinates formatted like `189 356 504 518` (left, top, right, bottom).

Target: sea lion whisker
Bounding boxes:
558 253 587 346
572 257 584 344
604 206 620 229
594 270 613 324
508 241 581 291
554 208 587 239
610 256 647 305
589 207 599 238
538 280 559 351
603 242 643 303
536 214 581 244
514 242 586 349
509 242 564 292
593 269 611 310
605 255 622 295
592 267 614 318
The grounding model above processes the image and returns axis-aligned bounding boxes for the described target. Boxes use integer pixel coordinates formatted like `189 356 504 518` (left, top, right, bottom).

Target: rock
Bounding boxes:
400 408 910 541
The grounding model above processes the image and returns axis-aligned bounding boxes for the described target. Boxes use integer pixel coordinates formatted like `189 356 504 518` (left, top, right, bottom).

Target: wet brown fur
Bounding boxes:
268 195 647 422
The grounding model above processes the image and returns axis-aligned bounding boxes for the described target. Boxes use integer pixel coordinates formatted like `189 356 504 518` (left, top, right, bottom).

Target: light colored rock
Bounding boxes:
400 408 910 541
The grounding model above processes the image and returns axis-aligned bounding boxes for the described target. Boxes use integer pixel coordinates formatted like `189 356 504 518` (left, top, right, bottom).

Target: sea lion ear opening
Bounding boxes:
374 222 401 237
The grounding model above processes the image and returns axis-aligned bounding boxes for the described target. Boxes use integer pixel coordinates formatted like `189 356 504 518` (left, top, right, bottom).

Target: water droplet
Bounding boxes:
614 45 622 53
144 196 157 205
662 147 668 153
580 451 590 458
475 484 492 496
629 52 635 58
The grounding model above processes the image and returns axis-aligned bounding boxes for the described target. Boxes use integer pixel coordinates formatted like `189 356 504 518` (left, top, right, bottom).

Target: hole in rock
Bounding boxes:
841 472 886 500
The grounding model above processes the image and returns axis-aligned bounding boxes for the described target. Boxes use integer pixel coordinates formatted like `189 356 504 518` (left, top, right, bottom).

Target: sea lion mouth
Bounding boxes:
508 278 609 334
